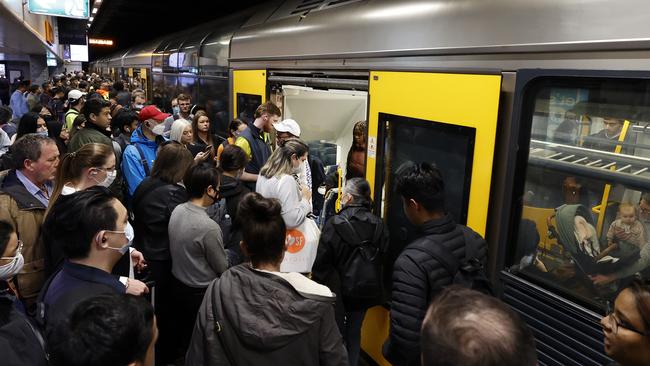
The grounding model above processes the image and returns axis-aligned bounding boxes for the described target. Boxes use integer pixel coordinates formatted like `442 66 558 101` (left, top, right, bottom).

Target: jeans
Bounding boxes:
344 310 366 366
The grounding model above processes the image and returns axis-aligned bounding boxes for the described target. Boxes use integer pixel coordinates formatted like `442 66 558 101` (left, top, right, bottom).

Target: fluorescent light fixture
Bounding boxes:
92 7 97 14
363 3 445 19
89 16 94 21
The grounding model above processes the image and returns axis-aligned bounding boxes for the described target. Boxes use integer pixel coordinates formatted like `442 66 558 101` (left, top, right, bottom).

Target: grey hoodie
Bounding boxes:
185 264 348 366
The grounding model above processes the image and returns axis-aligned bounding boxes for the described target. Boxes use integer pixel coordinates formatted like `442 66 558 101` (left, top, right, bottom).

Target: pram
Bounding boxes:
548 204 639 277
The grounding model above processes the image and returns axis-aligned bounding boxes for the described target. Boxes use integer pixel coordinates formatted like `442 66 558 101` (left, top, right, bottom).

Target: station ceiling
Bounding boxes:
88 0 269 60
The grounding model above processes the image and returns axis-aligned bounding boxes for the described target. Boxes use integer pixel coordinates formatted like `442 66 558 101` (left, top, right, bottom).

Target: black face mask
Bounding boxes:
207 188 220 203
41 115 54 123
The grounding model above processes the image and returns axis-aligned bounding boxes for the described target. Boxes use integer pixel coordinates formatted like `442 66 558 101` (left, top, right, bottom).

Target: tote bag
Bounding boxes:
280 217 321 273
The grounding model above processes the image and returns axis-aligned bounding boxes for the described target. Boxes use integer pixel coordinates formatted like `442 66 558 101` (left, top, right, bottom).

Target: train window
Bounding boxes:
376 113 475 266
178 76 198 104
236 93 262 124
513 78 650 311
199 78 229 137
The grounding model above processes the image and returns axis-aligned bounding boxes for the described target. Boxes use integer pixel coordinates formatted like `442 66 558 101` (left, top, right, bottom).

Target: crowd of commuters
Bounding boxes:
1 70 646 366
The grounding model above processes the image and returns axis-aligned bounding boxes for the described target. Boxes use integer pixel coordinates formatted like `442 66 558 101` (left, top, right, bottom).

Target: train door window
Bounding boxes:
513 77 650 311
236 93 262 124
199 77 229 136
376 113 475 263
178 76 198 105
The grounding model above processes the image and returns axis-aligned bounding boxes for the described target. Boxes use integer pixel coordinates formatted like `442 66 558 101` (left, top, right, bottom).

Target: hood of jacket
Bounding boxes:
216 265 334 351
129 126 158 148
218 175 246 199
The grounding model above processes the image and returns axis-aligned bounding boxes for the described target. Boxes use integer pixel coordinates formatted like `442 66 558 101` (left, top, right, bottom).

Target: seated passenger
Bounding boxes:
583 117 625 152
169 162 227 359
0 220 48 366
256 139 312 229
592 194 650 286
185 192 347 365
421 286 538 366
600 278 650 366
311 178 389 366
598 203 645 260
48 293 157 366
39 187 149 331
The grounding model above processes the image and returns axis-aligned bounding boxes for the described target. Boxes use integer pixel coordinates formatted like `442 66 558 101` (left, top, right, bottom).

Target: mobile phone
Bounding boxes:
204 145 213 153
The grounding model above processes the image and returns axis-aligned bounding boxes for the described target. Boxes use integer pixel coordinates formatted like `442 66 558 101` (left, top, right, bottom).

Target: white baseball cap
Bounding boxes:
67 89 86 101
274 119 301 137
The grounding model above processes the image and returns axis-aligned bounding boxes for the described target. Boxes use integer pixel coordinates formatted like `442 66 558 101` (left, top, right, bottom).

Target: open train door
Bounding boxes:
232 69 267 123
362 71 501 365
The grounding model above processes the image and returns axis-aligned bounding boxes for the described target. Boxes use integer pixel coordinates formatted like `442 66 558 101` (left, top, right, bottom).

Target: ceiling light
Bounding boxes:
89 16 94 21
92 8 98 14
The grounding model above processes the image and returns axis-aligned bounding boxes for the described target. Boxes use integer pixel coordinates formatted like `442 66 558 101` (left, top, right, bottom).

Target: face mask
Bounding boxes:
151 123 165 136
93 169 117 188
36 129 49 137
103 222 134 255
172 106 180 115
0 243 24 281
134 104 144 109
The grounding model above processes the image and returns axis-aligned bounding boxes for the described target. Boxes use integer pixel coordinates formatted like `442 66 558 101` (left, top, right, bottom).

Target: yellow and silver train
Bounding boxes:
92 1 650 364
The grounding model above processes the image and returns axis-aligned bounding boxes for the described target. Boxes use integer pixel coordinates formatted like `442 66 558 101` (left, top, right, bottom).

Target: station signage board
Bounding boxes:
28 0 90 19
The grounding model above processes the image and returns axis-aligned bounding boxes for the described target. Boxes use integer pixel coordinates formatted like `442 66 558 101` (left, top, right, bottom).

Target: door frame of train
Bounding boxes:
231 69 267 121
362 71 501 365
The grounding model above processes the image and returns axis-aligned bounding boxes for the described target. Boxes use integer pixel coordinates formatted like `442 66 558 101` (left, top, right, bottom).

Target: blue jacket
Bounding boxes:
9 90 27 120
122 127 158 196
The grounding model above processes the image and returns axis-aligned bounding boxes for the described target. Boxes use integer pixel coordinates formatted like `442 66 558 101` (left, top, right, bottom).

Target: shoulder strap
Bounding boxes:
22 316 48 360
457 225 478 261
210 282 238 366
34 267 62 328
340 216 363 244
134 144 150 176
419 236 460 278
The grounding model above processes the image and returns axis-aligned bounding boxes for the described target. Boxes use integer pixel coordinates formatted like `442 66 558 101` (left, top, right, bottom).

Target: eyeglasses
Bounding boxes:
605 303 649 336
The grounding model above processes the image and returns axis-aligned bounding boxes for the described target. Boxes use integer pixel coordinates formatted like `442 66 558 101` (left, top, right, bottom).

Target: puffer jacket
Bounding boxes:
132 177 188 261
382 214 487 366
0 289 48 366
0 170 47 304
185 264 348 366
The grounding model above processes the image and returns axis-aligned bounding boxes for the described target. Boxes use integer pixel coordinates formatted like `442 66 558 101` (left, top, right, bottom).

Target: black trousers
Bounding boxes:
170 275 207 360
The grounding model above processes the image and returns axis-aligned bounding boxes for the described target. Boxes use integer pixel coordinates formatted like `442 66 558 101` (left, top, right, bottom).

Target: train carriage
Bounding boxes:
91 1 650 364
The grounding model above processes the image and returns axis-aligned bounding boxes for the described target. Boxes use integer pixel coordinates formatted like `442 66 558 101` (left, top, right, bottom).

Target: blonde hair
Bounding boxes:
169 119 191 144
259 139 308 179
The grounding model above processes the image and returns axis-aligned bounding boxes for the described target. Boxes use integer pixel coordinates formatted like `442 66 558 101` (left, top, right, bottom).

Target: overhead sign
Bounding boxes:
58 18 88 45
89 38 114 46
28 0 90 19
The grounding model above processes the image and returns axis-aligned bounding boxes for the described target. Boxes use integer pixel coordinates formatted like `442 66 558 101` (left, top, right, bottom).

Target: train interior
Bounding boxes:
514 80 650 312
279 85 368 176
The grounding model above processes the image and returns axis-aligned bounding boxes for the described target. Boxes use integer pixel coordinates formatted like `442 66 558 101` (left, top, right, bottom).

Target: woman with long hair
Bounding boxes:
191 111 216 148
256 139 311 229
13 112 48 142
48 142 116 211
131 142 193 365
601 278 650 366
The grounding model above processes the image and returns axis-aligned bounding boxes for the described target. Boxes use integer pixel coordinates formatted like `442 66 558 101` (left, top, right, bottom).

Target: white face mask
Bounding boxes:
36 129 49 137
151 123 165 136
102 222 134 255
0 242 24 281
99 169 117 187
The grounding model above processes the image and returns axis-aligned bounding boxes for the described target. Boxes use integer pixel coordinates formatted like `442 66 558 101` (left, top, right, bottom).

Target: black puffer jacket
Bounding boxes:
132 177 188 261
382 214 487 366
0 289 47 366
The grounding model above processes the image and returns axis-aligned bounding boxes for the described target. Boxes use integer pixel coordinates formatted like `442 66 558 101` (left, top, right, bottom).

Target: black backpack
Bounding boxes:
207 198 233 247
337 215 387 306
421 225 493 298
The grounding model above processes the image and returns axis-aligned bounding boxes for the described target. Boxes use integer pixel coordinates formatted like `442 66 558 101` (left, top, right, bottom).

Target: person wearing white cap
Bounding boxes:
64 89 86 131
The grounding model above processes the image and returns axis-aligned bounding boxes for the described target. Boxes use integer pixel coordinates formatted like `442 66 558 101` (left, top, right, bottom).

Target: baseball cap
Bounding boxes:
67 89 86 101
274 119 301 137
139 105 170 122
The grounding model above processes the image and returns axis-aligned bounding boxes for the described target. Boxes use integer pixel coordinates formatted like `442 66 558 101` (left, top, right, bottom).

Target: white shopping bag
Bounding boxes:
280 218 321 273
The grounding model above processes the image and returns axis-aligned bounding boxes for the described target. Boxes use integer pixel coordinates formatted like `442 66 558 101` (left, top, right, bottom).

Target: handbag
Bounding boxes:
280 217 321 273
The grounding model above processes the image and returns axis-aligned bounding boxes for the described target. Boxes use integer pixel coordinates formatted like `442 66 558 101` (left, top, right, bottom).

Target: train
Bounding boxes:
91 0 650 365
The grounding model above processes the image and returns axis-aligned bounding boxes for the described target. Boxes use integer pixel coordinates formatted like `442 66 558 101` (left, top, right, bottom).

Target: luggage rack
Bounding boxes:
528 139 650 192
